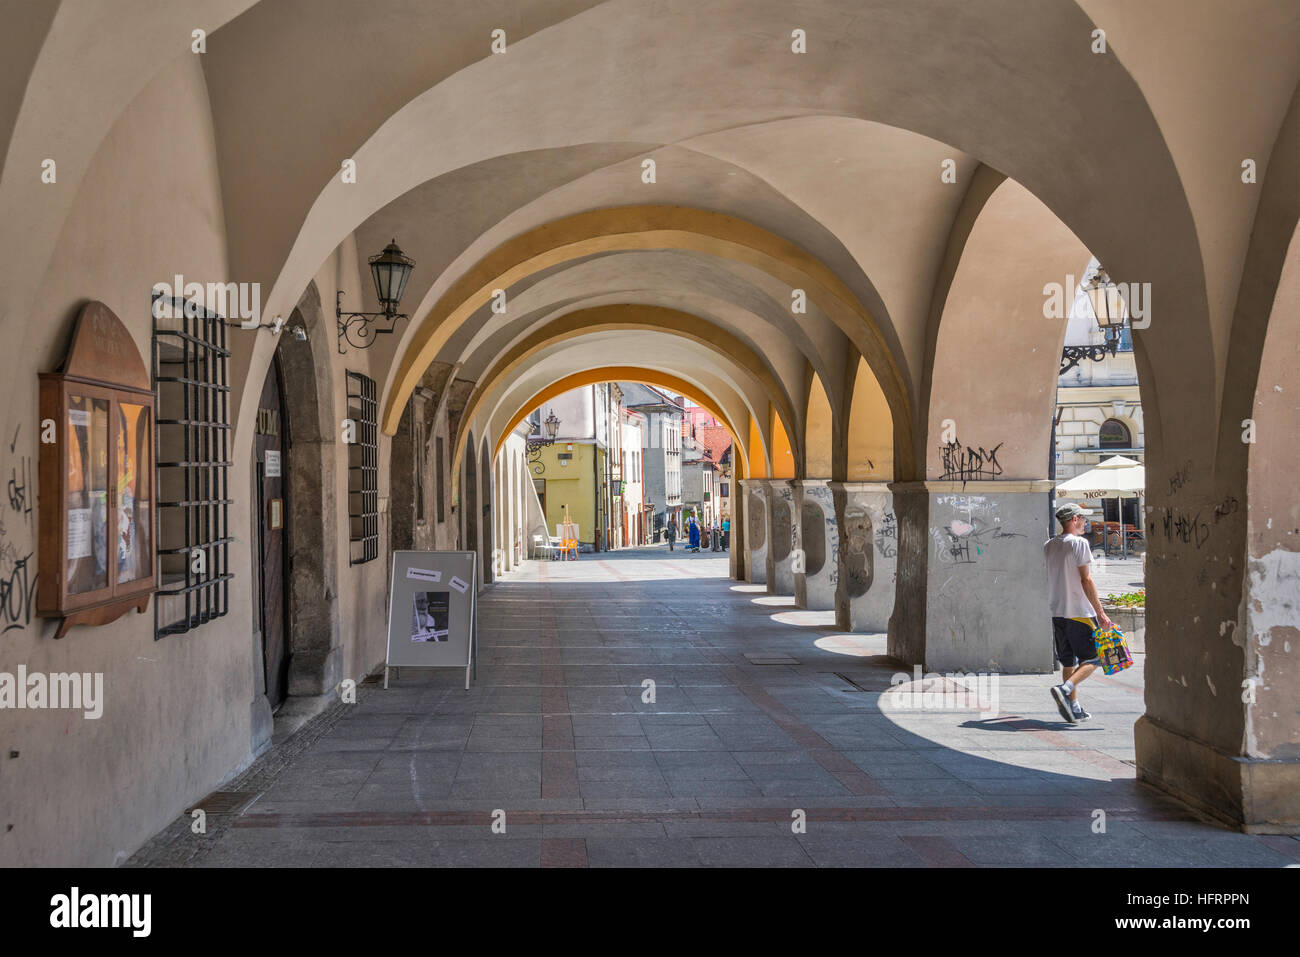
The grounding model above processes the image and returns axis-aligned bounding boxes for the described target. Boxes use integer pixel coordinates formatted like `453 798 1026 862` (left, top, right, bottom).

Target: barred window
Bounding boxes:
151 295 233 639
346 371 378 564
1099 418 1131 449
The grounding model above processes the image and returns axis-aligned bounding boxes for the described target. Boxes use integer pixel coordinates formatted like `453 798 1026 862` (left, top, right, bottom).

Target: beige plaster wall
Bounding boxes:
0 58 251 867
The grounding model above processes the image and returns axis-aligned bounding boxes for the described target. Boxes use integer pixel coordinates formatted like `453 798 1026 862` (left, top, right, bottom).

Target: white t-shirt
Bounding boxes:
1043 533 1096 619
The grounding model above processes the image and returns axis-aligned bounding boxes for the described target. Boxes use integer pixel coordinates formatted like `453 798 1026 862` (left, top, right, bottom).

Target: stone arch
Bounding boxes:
490 368 749 466
458 308 792 472
380 207 911 473
926 178 1090 481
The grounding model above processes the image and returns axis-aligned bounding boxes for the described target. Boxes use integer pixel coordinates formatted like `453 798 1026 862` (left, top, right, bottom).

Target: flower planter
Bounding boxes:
1103 604 1145 653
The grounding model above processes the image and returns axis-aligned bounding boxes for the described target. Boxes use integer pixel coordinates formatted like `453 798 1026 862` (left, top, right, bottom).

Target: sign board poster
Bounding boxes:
384 551 477 689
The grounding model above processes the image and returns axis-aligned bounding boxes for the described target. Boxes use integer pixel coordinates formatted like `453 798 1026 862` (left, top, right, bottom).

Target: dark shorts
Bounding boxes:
1052 617 1100 667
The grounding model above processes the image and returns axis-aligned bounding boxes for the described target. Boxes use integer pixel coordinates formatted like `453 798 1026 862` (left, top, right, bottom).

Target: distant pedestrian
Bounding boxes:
688 516 700 551
666 518 678 551
711 523 721 551
721 516 730 550
1044 503 1114 724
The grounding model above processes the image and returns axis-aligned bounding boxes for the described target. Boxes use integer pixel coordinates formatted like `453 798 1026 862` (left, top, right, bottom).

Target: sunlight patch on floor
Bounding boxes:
813 633 886 656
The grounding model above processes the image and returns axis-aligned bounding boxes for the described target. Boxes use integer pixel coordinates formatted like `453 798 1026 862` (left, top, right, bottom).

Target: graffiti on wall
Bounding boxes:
748 491 766 550
827 513 840 587
931 495 1025 566
876 511 897 558
800 502 826 576
843 505 873 598
771 494 791 563
2 426 37 632
938 440 1004 481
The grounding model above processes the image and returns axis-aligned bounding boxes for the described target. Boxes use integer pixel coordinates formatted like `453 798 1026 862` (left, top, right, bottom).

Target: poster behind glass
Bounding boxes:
66 396 108 595
116 402 151 584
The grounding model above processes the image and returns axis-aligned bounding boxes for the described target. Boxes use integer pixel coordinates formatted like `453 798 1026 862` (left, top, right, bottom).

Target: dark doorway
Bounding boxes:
255 356 290 710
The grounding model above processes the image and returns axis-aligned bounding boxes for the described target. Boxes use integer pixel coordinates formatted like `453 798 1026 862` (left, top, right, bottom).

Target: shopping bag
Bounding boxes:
1092 623 1134 675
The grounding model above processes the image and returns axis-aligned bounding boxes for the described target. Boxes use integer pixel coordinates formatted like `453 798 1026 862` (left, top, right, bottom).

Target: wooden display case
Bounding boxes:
38 301 156 639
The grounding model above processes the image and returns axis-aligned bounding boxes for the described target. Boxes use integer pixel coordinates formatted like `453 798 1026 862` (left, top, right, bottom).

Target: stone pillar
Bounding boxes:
766 479 796 595
828 482 896 632
889 480 1055 673
739 478 767 584
729 479 745 580
794 480 836 609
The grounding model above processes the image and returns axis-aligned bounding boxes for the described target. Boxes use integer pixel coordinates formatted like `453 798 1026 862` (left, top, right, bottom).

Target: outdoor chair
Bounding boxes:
532 533 556 561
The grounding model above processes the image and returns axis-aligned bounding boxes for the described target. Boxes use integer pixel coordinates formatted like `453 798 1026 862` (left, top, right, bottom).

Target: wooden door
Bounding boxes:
255 358 289 709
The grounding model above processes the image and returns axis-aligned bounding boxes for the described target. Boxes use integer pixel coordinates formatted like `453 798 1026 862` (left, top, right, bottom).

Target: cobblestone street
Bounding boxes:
127 547 1296 868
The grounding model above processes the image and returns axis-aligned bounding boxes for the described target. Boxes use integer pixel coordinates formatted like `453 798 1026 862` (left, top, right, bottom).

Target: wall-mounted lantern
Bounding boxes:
336 239 415 353
1060 266 1129 375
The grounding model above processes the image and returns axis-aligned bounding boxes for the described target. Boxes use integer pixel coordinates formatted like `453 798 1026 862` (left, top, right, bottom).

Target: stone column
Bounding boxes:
829 482 896 632
793 480 836 609
739 478 767 584
889 480 1055 673
729 478 745 580
766 479 796 595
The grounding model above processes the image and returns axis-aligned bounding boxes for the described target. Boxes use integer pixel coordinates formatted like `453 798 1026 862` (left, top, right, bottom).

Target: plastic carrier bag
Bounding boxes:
1093 624 1134 675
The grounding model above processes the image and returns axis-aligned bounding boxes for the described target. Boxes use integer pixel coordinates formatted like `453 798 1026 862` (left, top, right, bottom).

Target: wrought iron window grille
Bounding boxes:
346 370 379 564
151 294 233 639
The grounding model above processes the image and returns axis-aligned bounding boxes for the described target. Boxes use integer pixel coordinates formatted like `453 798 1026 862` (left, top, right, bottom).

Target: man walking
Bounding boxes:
666 516 678 551
1043 503 1114 724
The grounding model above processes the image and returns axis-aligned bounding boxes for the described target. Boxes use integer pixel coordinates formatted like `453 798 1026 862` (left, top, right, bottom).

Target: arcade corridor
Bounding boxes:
4 1 1299 879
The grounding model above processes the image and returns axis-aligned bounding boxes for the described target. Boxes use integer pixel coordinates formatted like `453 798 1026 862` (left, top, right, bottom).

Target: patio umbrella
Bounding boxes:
1055 455 1145 557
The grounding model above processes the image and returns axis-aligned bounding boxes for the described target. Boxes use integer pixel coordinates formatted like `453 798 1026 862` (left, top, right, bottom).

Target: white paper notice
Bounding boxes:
68 409 90 428
448 575 469 594
67 508 91 559
406 567 442 582
265 450 281 477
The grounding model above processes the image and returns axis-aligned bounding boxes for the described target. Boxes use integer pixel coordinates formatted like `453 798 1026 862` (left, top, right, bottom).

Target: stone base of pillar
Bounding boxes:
889 480 1055 673
1135 715 1300 833
249 695 273 757
794 480 835 610
288 644 344 698
740 479 767 584
830 482 896 631
766 479 795 595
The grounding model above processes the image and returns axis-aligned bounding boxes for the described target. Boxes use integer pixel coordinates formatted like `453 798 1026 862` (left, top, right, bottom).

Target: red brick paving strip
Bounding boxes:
540 675 580 796
540 837 589 868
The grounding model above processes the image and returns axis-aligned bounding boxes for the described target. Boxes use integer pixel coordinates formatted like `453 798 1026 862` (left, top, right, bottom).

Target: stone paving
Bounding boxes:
131 545 1298 867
